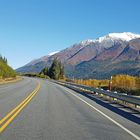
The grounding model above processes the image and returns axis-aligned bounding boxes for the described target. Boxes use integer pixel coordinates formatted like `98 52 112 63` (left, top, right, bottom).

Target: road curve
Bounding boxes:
0 77 140 140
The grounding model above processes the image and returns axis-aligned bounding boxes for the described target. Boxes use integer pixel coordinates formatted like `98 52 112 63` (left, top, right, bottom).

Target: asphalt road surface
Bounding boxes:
0 77 140 140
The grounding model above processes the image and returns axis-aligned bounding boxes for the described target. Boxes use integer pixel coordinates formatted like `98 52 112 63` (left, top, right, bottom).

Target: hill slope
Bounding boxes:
0 58 16 78
16 32 140 79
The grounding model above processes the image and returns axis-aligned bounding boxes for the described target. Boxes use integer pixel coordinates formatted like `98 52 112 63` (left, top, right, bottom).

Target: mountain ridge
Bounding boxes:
17 32 140 79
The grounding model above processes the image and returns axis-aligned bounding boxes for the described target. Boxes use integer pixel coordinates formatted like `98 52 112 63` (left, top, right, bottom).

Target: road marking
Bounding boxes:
61 86 140 140
0 83 40 125
0 82 40 133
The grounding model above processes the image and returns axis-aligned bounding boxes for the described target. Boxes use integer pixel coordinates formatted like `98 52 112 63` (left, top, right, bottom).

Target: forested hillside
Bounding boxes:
0 55 16 78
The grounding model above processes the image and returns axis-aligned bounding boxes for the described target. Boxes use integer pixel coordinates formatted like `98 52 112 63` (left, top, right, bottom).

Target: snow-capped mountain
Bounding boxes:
17 32 140 79
79 32 140 45
97 32 140 42
77 32 140 49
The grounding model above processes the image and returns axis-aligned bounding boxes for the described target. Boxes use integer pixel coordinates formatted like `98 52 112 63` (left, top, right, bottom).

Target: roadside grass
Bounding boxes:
0 76 23 85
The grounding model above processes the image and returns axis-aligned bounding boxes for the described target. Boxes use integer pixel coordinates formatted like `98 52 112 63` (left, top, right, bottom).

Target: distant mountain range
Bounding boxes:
17 32 140 79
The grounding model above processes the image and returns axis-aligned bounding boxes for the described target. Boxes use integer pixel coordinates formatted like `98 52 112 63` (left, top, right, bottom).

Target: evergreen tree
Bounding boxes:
48 58 61 80
39 58 65 80
59 62 64 79
40 67 49 75
0 55 8 64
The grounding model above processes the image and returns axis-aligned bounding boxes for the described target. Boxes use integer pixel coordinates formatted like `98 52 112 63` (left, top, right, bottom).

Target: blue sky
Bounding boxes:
0 0 140 69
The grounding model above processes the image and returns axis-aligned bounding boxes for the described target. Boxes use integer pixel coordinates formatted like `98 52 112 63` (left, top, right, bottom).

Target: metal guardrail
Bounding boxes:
53 80 140 107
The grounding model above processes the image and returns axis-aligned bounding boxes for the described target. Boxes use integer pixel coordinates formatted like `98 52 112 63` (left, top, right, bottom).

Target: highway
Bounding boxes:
0 77 140 140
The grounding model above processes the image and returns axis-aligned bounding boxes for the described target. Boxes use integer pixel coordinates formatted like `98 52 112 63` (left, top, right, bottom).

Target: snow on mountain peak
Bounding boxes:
100 32 140 41
95 32 140 44
78 32 140 46
80 39 95 46
48 51 59 56
108 32 140 41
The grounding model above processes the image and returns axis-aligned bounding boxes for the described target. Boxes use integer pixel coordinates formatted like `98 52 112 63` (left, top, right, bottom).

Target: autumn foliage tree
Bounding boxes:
112 75 136 90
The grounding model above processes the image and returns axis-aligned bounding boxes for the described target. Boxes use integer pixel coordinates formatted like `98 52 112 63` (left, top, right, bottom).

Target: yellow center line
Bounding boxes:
0 82 41 133
0 83 40 125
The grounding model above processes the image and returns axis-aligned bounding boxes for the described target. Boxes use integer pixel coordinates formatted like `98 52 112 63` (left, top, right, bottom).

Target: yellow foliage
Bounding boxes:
73 79 109 88
72 75 140 90
112 75 136 90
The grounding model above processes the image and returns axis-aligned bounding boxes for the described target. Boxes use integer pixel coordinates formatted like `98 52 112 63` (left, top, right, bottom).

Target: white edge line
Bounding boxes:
60 85 140 140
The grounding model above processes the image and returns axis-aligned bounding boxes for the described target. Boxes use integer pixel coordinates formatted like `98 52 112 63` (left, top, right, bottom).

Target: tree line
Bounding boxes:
0 55 8 64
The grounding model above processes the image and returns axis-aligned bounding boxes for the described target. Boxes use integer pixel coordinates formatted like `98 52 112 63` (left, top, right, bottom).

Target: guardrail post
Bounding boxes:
134 104 137 108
